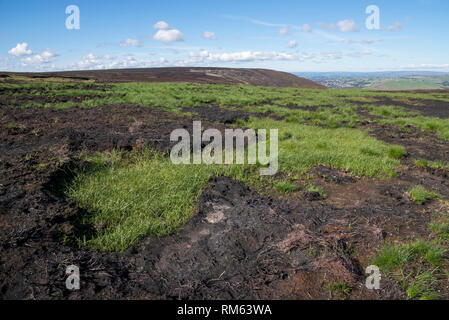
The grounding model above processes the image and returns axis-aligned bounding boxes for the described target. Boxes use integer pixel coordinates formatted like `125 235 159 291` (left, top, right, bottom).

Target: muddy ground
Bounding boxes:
1 96 449 299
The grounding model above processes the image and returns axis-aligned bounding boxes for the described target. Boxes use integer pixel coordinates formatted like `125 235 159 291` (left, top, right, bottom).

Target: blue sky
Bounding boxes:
1 0 448 72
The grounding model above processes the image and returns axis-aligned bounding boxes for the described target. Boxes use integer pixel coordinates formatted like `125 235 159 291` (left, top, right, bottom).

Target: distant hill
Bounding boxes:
1 67 325 89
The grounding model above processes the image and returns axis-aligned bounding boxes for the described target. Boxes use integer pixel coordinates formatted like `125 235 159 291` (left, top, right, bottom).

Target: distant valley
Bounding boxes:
294 71 449 90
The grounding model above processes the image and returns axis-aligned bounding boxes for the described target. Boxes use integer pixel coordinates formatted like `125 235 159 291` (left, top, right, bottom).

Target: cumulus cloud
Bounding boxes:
202 31 216 40
120 38 141 47
153 21 170 30
301 24 312 32
65 53 120 70
337 19 359 32
279 27 288 35
152 21 184 43
383 22 402 32
21 49 58 66
153 29 184 43
8 42 32 57
287 40 297 48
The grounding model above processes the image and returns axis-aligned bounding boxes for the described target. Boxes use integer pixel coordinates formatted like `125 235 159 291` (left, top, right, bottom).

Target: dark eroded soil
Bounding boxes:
1 103 448 300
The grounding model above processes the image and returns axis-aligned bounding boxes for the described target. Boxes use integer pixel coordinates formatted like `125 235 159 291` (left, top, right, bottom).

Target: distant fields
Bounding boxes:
299 74 449 90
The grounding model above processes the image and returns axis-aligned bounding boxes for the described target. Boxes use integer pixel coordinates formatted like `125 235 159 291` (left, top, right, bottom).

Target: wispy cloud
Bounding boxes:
120 38 141 47
383 22 402 32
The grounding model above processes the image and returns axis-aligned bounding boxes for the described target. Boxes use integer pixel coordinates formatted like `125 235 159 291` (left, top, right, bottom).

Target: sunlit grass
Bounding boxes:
246 117 402 177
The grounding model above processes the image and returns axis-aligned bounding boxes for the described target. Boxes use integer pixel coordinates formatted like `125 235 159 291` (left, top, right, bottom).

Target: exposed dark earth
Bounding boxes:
1 72 448 300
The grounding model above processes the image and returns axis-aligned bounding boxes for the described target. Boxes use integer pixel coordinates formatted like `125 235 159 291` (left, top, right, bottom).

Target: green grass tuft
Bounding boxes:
408 185 439 204
372 240 444 271
274 181 299 193
406 272 440 300
387 146 405 159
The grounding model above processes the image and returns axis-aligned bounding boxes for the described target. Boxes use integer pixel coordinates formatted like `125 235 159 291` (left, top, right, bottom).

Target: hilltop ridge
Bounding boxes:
1 67 326 89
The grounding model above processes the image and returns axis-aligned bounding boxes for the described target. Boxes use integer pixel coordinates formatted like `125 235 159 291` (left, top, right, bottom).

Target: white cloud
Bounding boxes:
301 24 312 32
383 22 402 32
202 31 216 40
65 53 119 70
337 19 359 32
189 50 296 63
287 40 297 48
279 27 288 35
21 49 58 66
153 21 170 30
8 43 32 57
120 38 141 47
153 29 184 43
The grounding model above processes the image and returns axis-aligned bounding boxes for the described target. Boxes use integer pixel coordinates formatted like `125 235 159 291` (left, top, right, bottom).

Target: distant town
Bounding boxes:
294 71 449 90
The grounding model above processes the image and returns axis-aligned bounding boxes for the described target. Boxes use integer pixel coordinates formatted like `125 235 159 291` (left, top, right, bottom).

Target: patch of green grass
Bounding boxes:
373 240 446 271
414 158 428 167
306 184 327 198
274 181 299 193
360 147 381 157
373 240 429 271
406 272 440 300
385 116 449 141
414 159 449 170
408 185 439 204
367 105 418 118
328 282 352 299
386 146 405 159
429 160 449 170
246 117 401 177
430 221 449 239
371 212 448 300
67 149 223 251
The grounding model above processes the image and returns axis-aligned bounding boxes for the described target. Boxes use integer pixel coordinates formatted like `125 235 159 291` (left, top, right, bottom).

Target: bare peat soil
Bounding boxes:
1 101 448 299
